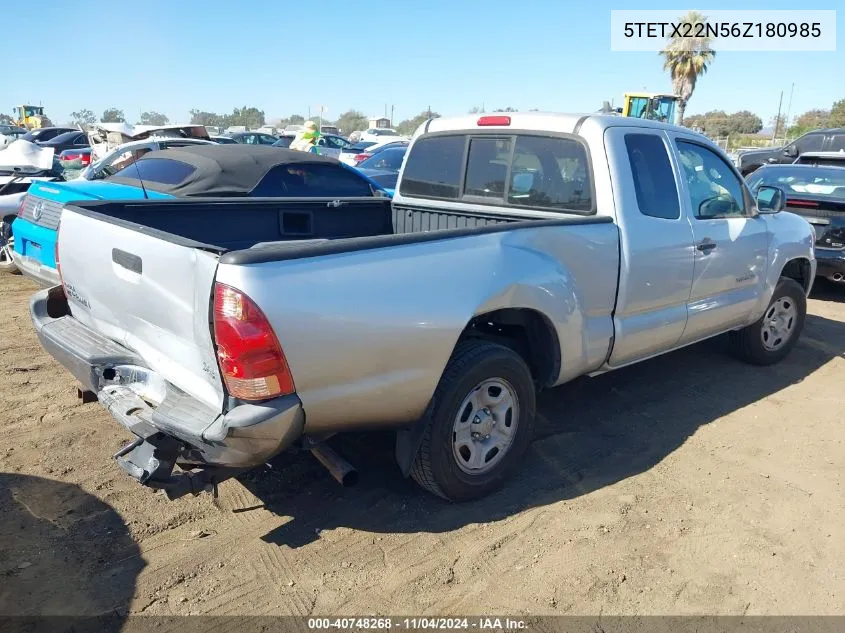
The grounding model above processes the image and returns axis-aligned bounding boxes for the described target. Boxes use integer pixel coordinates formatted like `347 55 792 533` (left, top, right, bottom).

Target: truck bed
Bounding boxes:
69 197 612 263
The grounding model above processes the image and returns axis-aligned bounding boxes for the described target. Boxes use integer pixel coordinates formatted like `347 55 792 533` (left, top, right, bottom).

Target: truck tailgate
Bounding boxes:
57 207 225 411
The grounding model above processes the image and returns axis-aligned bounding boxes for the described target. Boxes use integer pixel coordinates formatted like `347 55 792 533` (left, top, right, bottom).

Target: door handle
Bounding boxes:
696 240 717 253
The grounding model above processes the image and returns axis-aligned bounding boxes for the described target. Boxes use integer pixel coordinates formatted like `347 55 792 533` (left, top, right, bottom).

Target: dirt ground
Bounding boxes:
1 271 844 619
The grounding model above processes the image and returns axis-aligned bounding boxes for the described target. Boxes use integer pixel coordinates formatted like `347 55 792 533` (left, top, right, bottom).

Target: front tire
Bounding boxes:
731 277 806 366
410 340 536 502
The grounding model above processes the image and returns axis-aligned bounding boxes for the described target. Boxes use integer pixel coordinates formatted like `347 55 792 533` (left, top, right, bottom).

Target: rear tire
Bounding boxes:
409 340 536 502
0 217 20 275
730 277 806 366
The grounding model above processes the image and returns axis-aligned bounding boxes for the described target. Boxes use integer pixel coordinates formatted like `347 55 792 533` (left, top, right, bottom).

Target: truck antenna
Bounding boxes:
131 154 150 199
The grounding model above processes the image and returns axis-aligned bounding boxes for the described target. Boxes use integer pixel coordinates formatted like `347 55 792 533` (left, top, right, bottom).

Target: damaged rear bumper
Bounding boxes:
29 287 305 498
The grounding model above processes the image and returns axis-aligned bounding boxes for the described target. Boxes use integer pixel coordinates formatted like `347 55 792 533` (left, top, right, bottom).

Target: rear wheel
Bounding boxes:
730 277 806 366
0 217 19 275
410 340 536 502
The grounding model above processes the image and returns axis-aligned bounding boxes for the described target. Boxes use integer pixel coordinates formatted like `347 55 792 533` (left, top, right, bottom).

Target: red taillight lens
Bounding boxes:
213 283 294 401
354 153 372 163
477 115 511 126
17 196 27 218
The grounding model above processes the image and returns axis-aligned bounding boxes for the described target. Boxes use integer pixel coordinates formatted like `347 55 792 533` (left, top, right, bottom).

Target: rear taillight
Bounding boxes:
213 283 294 401
17 196 26 218
354 153 372 164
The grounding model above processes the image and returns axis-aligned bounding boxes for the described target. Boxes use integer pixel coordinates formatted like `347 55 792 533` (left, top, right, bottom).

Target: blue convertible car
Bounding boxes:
11 145 391 286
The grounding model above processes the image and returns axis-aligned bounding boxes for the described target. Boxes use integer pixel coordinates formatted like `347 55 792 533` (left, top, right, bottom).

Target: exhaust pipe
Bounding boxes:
310 443 358 487
833 273 844 283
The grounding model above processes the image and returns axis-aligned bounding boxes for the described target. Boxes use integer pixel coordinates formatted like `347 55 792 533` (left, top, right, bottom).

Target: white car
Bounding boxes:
357 128 403 143
337 136 410 166
80 137 216 181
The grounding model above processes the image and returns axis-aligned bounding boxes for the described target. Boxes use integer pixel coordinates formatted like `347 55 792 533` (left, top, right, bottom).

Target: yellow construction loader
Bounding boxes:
13 105 53 130
599 93 680 124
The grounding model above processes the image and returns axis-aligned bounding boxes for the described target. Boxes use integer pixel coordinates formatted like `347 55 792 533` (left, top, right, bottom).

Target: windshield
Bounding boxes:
748 166 845 198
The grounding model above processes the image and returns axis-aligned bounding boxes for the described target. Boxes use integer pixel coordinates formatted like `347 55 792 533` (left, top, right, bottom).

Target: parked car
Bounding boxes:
58 148 93 169
0 140 66 275
211 135 238 144
224 132 279 145
735 127 845 176
358 127 402 143
0 124 28 138
355 146 408 194
21 127 78 144
28 114 813 504
338 139 409 166
12 145 389 287
793 151 845 167
313 133 353 158
272 133 297 148
37 130 89 156
746 162 845 284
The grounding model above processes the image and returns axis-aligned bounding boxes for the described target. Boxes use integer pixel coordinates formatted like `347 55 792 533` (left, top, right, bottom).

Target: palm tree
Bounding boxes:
660 11 716 126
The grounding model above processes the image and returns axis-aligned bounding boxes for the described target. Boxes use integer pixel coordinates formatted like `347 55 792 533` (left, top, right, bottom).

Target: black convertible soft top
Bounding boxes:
105 144 342 196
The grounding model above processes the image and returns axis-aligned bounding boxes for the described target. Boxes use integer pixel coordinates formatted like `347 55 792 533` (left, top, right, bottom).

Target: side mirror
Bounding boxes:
756 185 785 214
783 145 798 157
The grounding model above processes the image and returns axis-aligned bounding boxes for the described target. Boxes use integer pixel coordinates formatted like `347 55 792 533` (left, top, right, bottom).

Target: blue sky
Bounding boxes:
3 0 842 126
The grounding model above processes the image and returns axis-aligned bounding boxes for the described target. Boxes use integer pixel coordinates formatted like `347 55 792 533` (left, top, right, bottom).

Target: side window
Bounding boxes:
464 137 511 199
793 133 824 154
98 147 151 178
624 133 680 219
74 133 87 145
828 134 845 152
399 135 465 199
111 158 196 185
508 135 592 212
676 140 747 219
252 164 373 197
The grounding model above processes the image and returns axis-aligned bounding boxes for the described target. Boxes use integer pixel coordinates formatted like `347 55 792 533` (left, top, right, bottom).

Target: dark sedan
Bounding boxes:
747 163 845 283
37 130 90 155
355 146 407 194
21 127 78 144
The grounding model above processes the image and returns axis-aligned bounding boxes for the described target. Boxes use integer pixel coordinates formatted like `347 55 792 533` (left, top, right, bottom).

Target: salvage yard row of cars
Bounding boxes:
1 112 843 505
0 122 410 276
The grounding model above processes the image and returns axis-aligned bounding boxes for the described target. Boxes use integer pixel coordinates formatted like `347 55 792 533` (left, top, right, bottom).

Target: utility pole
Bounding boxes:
771 90 784 142
784 82 795 139
390 104 394 127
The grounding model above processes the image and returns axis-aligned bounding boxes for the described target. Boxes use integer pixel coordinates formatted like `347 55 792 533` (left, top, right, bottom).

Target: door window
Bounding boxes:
792 132 824 154
507 135 591 212
625 133 680 219
676 140 748 219
828 134 845 152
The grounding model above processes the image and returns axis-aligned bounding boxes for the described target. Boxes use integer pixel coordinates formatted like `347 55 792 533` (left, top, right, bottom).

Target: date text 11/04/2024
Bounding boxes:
623 21 823 39
306 618 528 630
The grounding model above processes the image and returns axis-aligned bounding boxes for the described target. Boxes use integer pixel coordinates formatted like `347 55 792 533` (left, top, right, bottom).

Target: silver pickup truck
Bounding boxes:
29 113 816 503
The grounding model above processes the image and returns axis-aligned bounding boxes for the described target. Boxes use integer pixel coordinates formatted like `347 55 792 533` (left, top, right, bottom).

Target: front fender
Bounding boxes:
747 211 816 323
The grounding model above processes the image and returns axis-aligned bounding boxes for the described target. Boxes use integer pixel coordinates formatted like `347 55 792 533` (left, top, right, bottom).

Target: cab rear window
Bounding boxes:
111 158 197 185
400 133 594 214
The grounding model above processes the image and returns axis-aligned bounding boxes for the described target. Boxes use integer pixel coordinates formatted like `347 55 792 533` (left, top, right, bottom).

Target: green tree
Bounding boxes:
102 108 125 123
189 109 224 127
396 110 441 136
788 108 830 136
139 111 170 126
727 110 763 134
334 110 369 136
829 99 845 127
70 109 97 128
225 106 265 129
493 107 517 112
468 106 485 114
0 113 12 125
659 11 716 125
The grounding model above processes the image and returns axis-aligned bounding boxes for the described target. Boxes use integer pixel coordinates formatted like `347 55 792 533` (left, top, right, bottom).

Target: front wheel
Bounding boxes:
0 217 20 275
730 277 806 366
409 340 536 502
